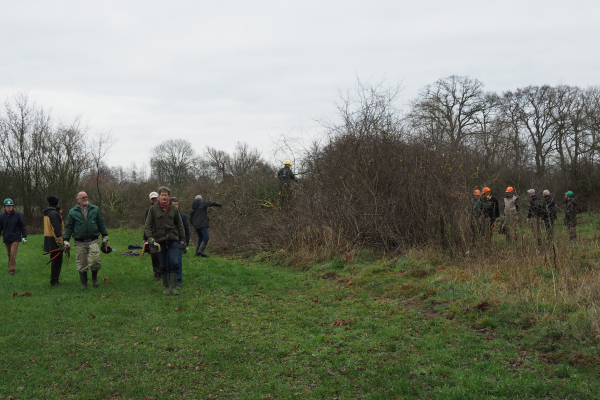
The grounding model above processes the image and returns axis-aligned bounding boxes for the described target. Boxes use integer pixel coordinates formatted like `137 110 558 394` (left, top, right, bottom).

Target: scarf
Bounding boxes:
160 201 170 212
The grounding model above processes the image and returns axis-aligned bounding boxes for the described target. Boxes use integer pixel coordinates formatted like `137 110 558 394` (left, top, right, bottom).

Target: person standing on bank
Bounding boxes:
480 187 499 242
503 187 519 243
189 195 222 257
170 197 190 287
63 192 108 289
527 189 547 246
43 196 65 286
143 192 161 281
145 186 186 295
564 191 577 242
277 161 296 206
0 198 27 275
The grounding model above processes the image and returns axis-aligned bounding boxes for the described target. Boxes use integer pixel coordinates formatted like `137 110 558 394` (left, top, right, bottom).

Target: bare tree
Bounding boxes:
150 139 200 185
89 131 118 209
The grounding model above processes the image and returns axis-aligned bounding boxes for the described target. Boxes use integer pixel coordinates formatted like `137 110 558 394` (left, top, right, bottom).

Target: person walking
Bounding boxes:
144 192 161 281
170 197 190 287
503 187 519 243
527 189 546 246
189 195 222 257
63 192 109 289
0 198 27 275
542 190 558 239
480 187 499 242
145 186 186 295
43 195 65 286
564 191 577 242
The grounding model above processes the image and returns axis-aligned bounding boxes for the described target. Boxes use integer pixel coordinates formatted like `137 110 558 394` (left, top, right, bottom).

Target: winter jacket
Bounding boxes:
504 195 519 215
181 213 191 245
144 203 186 243
0 210 27 244
564 198 577 226
481 196 499 220
544 195 557 221
471 198 481 218
527 195 547 219
277 166 295 184
189 199 222 230
43 206 64 252
63 204 108 243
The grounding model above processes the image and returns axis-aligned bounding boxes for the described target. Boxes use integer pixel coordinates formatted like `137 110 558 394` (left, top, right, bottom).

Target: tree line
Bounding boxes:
2 76 599 253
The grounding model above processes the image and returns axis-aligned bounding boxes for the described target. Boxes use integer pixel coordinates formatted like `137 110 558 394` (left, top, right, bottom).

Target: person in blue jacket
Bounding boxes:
0 198 27 275
170 197 190 287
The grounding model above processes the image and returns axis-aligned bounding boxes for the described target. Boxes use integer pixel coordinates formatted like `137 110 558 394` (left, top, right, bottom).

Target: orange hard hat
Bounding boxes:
482 187 491 194
506 186 514 193
474 190 481 196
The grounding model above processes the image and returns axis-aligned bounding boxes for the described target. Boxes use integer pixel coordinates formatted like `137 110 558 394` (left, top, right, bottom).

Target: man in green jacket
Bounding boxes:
63 191 108 289
145 186 186 295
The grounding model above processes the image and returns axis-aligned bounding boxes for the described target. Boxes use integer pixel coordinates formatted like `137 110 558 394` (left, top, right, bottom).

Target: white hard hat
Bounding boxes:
149 192 159 199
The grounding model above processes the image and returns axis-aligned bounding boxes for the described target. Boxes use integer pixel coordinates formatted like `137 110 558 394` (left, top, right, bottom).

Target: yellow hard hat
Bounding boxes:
284 161 291 166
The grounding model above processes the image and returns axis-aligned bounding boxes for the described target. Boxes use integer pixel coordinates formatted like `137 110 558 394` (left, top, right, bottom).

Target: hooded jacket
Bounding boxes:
0 210 27 244
43 206 64 252
189 199 222 230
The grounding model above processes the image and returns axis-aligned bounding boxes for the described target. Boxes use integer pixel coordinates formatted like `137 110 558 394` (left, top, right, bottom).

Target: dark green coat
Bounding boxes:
63 204 108 243
189 199 222 230
144 203 185 243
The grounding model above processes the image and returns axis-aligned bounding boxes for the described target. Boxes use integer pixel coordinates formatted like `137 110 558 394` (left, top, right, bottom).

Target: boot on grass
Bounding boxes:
170 273 180 295
197 241 208 258
162 274 170 295
80 271 88 289
92 270 99 288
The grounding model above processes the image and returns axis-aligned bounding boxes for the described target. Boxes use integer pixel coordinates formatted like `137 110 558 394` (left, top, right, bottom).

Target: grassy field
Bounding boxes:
1 227 600 399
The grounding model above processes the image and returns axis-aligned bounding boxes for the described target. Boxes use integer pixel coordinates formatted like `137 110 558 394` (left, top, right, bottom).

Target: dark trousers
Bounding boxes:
195 228 210 246
150 252 161 276
50 252 63 285
158 241 181 274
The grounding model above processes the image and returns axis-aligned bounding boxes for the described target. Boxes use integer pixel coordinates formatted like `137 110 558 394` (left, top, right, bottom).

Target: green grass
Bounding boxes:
1 229 600 399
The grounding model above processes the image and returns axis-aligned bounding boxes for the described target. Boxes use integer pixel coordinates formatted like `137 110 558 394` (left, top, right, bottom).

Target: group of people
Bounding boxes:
472 186 578 244
0 187 221 295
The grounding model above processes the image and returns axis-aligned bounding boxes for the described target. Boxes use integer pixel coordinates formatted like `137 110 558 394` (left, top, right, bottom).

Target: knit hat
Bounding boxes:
47 195 59 206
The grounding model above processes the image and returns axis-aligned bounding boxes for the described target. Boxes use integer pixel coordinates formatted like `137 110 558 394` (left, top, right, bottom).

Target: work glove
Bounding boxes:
62 242 70 253
22 238 27 244
180 241 187 250
148 238 156 246
102 236 108 244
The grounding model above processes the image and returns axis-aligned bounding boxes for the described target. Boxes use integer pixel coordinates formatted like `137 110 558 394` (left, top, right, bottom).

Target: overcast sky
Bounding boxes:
1 0 598 169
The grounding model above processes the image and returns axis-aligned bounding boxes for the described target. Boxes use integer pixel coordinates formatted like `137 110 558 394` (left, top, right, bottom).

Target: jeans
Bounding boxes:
177 248 183 281
158 241 181 275
195 228 209 246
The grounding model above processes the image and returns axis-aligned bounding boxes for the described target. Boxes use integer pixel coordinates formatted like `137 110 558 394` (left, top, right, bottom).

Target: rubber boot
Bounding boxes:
92 270 99 288
80 271 88 289
195 241 202 256
198 241 209 258
162 274 170 295
170 273 180 295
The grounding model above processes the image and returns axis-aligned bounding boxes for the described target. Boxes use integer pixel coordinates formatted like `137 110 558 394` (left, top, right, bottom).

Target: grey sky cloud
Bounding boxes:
1 1 598 168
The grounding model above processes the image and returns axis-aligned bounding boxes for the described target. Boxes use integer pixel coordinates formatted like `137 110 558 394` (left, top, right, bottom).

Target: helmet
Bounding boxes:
565 191 574 198
506 187 514 193
149 192 159 200
474 190 481 196
3 198 13 206
284 161 291 166
482 187 490 194
542 189 550 197
101 243 114 254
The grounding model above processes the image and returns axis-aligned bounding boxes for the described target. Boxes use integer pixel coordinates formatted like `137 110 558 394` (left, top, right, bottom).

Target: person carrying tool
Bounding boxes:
43 195 66 286
0 198 27 275
145 186 186 295
63 192 108 289
480 187 499 242
527 189 547 245
143 191 161 281
564 190 577 242
502 187 519 242
542 190 558 239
